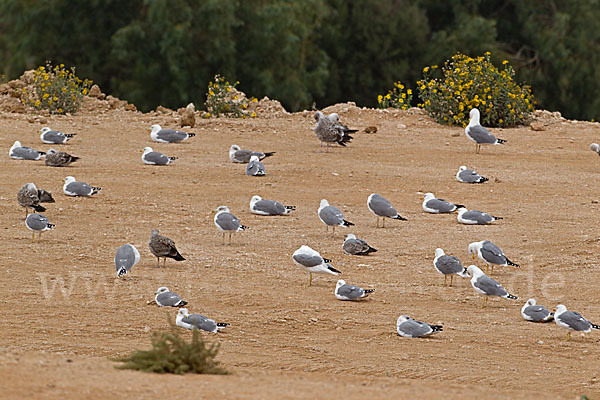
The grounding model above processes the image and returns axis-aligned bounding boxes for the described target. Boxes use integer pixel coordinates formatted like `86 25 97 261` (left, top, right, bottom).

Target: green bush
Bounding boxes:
204 74 257 118
115 318 228 375
377 81 413 110
417 52 535 127
20 62 92 114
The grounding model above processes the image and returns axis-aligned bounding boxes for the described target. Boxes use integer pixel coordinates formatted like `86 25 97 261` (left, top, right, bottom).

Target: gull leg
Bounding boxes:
222 232 225 245
164 257 167 267
25 207 28 219
156 257 160 268
229 232 233 245
481 297 488 308
382 218 385 228
309 272 313 286
491 264 494 274
39 232 42 242
566 331 571 341
486 264 489 274
444 275 447 286
332 226 336 237
450 275 454 287
376 217 379 228
31 232 35 242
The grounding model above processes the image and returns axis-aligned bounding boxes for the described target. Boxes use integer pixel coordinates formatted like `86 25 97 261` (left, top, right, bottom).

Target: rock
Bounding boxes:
156 105 172 114
7 79 25 90
87 84 102 98
591 200 598 204
530 121 546 131
396 123 406 129
451 132 461 137
180 107 196 127
21 70 36 85
124 103 137 112
363 126 377 134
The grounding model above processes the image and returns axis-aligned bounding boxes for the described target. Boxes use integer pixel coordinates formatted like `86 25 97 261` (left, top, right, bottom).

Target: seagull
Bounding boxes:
318 199 354 236
334 279 374 301
213 206 249 245
229 145 275 163
591 143 600 156
468 240 520 273
292 245 341 286
342 234 377 255
457 207 502 225
367 193 407 227
9 141 45 160
249 195 295 216
45 148 80 167
63 176 101 196
327 113 358 136
314 111 352 151
40 127 76 144
141 147 177 165
422 193 464 213
554 304 599 341
456 166 488 183
17 183 54 218
176 308 229 333
433 248 469 286
25 213 54 242
465 108 506 154
154 287 188 307
521 299 553 322
396 316 443 338
115 243 140 277
466 265 517 308
245 155 266 176
148 229 185 267
150 124 195 143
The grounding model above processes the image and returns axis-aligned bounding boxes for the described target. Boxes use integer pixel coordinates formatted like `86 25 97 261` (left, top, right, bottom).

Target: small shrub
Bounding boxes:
204 74 257 118
377 81 413 110
417 52 535 127
115 318 228 375
20 62 92 115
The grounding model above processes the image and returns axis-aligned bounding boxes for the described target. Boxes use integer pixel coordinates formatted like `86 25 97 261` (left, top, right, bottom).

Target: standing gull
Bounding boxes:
292 245 341 286
17 183 54 217
148 229 185 267
467 265 517 308
229 145 275 163
141 147 177 165
9 141 45 160
45 149 80 167
314 111 352 151
40 127 76 144
249 195 295 216
115 243 140 277
468 240 520 273
590 143 600 156
342 234 377 255
396 316 443 338
245 155 266 176
465 108 506 154
176 308 229 333
422 193 464 213
456 166 488 183
318 199 354 236
150 124 195 143
63 176 101 196
25 213 54 242
214 206 249 244
433 248 469 286
334 279 374 301
154 287 188 307
554 304 599 340
367 193 407 227
457 207 502 225
521 299 553 322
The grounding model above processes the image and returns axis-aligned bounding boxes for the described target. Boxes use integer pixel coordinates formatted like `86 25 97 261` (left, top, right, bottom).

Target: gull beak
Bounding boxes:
552 308 556 313
139 149 143 153
471 254 475 260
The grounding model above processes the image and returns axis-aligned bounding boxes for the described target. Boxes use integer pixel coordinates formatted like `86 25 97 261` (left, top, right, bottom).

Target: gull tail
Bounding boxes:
70 156 81 162
492 215 503 220
216 322 230 330
240 225 250 231
326 264 341 275
323 258 332 263
342 219 355 227
263 152 276 158
91 187 102 195
458 268 470 278
32 204 46 212
284 205 296 214
394 215 408 221
38 151 46 156
168 157 178 162
47 223 55 229
117 267 127 278
590 322 600 330
363 289 375 295
172 251 185 261
476 176 489 183
365 246 378 254
38 190 55 203
504 293 518 300
428 324 443 333
497 138 507 144
188 133 196 138
176 300 188 307
506 258 520 268
65 133 77 138
453 204 465 210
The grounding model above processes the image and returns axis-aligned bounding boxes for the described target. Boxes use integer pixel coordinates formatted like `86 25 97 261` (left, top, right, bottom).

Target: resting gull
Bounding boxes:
367 193 407 227
318 199 354 236
422 193 464 213
150 124 195 143
396 316 443 338
63 176 101 196
25 213 54 242
521 299 553 323
314 111 352 151
214 206 248 244
554 304 599 340
229 144 275 163
433 248 469 286
154 287 188 307
327 113 358 136
292 245 341 286
40 127 76 144
148 229 185 267
176 308 229 333
115 243 140 277
591 143 600 156
334 279 374 301
465 108 506 154
249 195 295 216
245 155 266 176
468 240 520 273
342 234 377 255
141 147 177 165
457 207 502 225
456 166 488 183
9 141 45 160
45 148 79 167
467 265 517 307
17 183 54 217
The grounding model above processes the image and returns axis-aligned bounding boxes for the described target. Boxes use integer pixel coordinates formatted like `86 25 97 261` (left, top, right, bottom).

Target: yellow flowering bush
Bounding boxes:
204 75 256 118
377 81 413 110
20 62 92 114
417 52 535 127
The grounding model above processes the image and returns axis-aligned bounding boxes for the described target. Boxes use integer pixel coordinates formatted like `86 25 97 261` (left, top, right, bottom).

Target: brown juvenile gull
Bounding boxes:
313 111 352 151
229 145 275 163
45 148 80 167
17 183 54 217
148 229 185 267
342 234 377 255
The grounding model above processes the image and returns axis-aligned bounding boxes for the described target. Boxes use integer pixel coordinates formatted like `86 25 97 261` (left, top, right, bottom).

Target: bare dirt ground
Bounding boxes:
0 100 599 399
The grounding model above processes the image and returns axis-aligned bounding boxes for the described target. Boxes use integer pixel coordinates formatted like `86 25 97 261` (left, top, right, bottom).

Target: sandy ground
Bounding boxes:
0 103 599 399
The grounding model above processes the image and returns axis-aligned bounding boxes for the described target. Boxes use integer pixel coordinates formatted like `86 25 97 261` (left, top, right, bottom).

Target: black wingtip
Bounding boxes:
367 247 378 253
66 133 77 138
33 204 46 212
323 258 332 263
188 133 196 137
506 259 520 268
216 322 230 327
263 152 276 158
493 216 503 220
285 205 296 210
343 220 355 227
344 129 359 134
117 267 127 278
453 204 465 210
364 289 376 294
241 225 250 230
38 151 46 156
173 252 185 261
71 156 81 162
337 140 348 147
591 323 600 330
327 265 342 274
497 138 507 144
506 294 518 300
479 177 489 183
430 325 443 332
178 300 188 307
394 215 408 221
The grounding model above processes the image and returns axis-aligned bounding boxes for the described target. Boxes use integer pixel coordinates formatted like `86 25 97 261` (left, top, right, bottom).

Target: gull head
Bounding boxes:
458 165 467 172
250 195 262 206
229 144 240 154
423 192 435 202
177 308 190 317
396 315 410 324
525 298 537 307
214 205 230 214
40 127 52 134
11 140 21 149
467 242 479 258
434 248 445 257
150 124 162 133
155 286 169 295
64 176 76 184
344 233 356 240
336 279 346 289
314 111 324 121
590 143 599 153
142 146 153 154
466 265 483 277
328 113 340 123
555 304 567 314
469 108 480 120
150 229 160 237
249 155 259 163
319 199 330 209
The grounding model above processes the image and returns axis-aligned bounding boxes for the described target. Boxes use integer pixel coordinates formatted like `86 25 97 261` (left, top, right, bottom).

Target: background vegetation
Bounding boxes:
1 0 598 120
